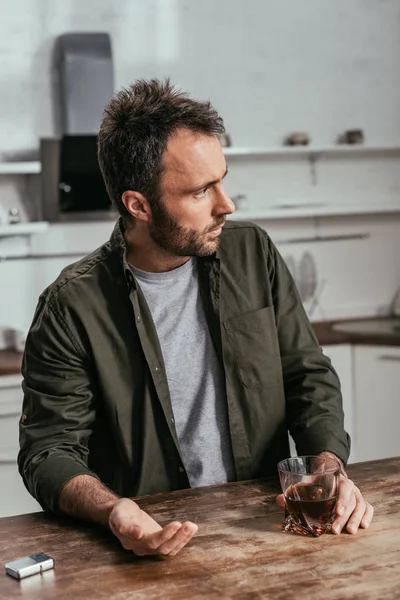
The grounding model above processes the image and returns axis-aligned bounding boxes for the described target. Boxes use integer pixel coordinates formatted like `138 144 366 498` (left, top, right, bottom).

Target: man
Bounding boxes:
19 79 373 557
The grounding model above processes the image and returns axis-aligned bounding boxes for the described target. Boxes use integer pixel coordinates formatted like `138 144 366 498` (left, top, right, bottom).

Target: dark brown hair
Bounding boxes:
97 78 225 223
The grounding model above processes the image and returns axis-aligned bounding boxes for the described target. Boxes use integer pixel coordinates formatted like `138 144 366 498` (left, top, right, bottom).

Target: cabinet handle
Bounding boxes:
276 233 370 245
378 355 400 362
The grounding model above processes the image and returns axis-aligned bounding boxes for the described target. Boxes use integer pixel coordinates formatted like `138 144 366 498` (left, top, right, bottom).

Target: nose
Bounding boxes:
214 184 236 216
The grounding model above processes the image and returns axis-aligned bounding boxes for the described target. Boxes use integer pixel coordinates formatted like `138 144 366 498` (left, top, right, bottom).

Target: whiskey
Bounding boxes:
285 483 338 535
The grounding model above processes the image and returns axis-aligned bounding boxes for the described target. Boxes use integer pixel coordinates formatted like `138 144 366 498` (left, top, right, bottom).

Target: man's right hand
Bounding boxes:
109 498 198 557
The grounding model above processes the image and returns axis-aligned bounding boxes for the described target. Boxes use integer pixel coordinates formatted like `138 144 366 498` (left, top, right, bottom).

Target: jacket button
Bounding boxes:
179 466 185 473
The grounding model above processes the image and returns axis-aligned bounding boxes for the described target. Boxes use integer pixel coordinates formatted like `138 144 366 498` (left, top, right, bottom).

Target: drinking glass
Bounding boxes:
277 455 341 537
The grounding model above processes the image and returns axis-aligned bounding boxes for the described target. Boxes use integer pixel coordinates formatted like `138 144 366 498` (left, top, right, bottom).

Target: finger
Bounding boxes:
332 490 357 534
118 533 144 551
158 521 198 556
276 494 285 508
119 521 181 554
139 521 183 553
336 477 355 518
361 503 374 529
345 492 367 534
169 538 193 557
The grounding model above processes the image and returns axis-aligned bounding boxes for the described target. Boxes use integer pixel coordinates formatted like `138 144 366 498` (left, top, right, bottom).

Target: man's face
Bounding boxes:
148 128 235 257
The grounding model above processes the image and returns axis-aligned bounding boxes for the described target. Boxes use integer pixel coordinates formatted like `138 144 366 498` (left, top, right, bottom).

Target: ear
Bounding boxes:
122 190 151 222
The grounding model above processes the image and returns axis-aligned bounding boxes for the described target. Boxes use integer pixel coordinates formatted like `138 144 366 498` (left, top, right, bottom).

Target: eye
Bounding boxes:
194 186 209 199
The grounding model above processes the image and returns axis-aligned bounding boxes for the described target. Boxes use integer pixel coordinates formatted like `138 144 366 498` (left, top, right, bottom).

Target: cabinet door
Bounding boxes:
0 457 43 517
354 346 400 462
322 345 355 463
0 379 42 517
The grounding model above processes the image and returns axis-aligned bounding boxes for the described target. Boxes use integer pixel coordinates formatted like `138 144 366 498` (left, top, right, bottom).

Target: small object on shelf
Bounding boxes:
218 133 232 147
284 131 310 146
338 129 365 145
8 208 21 224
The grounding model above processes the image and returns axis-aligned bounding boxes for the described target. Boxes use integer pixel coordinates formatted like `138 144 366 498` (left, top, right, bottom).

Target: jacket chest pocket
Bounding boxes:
223 306 282 388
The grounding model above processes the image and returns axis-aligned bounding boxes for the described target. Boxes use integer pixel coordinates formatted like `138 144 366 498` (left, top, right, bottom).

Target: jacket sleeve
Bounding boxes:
18 293 100 514
264 233 351 465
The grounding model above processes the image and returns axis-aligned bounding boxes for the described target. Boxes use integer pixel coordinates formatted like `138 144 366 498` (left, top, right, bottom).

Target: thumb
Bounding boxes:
109 498 144 540
276 494 285 508
110 518 143 541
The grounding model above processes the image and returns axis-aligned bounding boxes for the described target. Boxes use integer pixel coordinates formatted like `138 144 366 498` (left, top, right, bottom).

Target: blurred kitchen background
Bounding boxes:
0 0 399 516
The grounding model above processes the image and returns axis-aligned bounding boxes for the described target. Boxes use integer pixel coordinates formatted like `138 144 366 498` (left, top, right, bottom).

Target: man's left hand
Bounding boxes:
276 475 374 534
330 475 374 534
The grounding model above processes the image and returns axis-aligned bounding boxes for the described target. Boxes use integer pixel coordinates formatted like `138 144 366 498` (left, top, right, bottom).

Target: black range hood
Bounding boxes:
41 33 115 222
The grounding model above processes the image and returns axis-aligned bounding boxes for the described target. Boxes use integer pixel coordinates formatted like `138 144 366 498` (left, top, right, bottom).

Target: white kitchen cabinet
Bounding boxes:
0 376 42 517
322 345 355 463
354 345 400 462
0 460 42 517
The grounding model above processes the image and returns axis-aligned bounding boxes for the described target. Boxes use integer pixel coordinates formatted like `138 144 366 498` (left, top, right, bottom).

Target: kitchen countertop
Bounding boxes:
0 457 398 600
0 316 399 377
312 316 400 347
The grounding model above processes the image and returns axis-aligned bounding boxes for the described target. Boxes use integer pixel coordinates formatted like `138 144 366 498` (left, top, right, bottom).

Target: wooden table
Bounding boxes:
0 458 399 600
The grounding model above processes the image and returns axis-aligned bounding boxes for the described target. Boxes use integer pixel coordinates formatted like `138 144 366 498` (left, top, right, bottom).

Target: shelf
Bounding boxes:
0 161 41 175
223 144 400 158
0 222 49 237
228 203 400 220
0 146 399 173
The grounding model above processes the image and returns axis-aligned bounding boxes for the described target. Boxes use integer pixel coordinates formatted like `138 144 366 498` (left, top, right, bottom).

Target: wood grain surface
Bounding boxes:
0 458 399 600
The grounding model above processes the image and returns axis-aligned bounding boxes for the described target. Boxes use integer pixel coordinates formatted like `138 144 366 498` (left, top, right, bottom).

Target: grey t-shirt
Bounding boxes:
130 258 235 487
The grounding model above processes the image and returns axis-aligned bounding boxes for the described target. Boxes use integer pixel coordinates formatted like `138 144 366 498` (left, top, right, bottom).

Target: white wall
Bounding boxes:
1 0 400 155
0 0 399 334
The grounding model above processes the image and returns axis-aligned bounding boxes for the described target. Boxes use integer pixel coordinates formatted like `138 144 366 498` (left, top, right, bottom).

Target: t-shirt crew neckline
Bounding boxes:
129 257 195 283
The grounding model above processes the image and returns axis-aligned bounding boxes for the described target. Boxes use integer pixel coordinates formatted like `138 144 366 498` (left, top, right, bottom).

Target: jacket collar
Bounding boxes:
109 218 137 289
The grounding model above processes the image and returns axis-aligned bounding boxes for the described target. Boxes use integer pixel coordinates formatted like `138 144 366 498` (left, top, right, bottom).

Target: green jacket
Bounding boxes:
18 220 350 513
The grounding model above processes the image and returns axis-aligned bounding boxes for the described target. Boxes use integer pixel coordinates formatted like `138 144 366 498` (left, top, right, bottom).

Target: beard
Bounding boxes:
148 198 226 257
